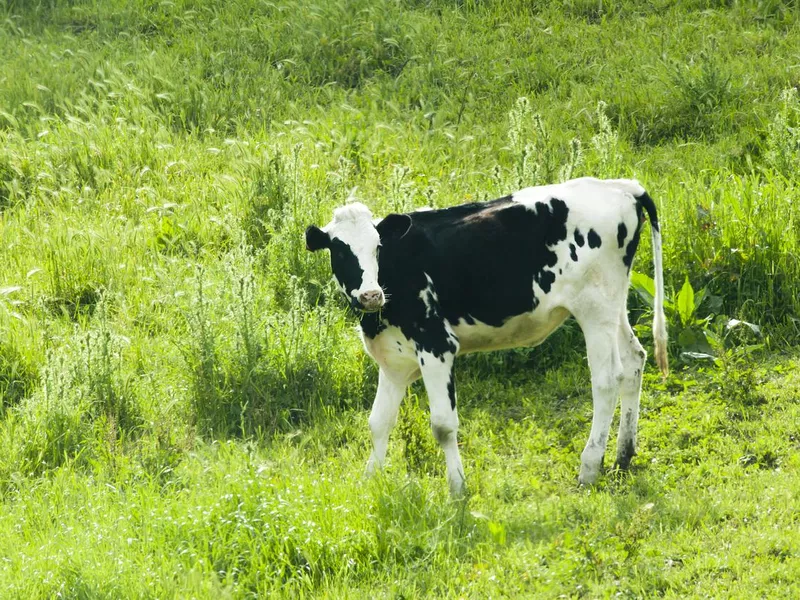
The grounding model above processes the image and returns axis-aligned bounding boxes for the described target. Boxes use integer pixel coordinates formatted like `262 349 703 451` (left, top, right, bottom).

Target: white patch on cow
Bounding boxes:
322 202 382 301
418 273 438 319
453 307 571 354
361 324 420 383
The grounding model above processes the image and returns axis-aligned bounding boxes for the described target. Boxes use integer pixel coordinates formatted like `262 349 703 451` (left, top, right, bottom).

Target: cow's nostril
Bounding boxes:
359 290 384 309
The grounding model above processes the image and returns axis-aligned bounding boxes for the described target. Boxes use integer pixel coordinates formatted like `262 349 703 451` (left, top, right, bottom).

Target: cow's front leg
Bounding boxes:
366 369 407 475
418 347 465 497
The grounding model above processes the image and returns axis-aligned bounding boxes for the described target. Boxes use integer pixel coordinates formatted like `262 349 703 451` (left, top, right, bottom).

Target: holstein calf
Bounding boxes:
306 177 667 496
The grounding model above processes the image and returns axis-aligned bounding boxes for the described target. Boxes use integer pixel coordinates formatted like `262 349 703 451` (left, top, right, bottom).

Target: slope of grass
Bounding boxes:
1 0 799 596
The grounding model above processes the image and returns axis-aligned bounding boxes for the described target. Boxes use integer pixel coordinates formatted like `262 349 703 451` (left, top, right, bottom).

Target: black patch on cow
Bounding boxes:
616 436 636 470
587 229 601 249
635 191 659 233
617 222 627 249
329 238 364 298
360 314 387 338
447 372 456 409
363 195 570 346
623 223 642 270
420 356 425 366
622 203 644 271
569 243 578 262
574 229 585 247
538 270 556 293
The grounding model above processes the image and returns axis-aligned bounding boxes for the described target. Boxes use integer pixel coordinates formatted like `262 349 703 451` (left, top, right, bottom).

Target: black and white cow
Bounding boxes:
306 177 667 496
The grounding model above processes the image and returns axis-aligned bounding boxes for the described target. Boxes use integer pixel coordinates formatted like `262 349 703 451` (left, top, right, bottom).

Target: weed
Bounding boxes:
765 87 800 178
397 391 441 477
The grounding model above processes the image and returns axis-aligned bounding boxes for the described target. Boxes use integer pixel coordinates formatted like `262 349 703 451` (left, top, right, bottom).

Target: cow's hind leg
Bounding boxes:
615 313 646 470
366 369 408 475
419 348 465 497
574 312 624 485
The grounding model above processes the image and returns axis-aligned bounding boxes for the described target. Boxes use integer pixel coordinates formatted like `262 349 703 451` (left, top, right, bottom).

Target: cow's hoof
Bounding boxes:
578 464 601 486
614 439 636 471
448 476 467 499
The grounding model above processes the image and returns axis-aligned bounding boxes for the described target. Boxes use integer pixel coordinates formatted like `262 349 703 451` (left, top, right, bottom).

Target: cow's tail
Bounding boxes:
636 190 669 376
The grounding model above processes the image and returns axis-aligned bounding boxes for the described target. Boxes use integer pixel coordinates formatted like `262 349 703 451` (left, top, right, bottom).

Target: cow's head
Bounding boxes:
305 203 411 312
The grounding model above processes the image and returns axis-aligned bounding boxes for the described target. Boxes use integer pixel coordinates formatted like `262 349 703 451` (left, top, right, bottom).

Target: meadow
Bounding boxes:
0 0 799 596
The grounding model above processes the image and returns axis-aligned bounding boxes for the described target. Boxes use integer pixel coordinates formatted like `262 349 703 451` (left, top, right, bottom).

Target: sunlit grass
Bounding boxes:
1 0 799 596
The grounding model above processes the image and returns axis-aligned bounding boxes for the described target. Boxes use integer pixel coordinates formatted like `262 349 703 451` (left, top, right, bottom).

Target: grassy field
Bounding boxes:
1 0 799 597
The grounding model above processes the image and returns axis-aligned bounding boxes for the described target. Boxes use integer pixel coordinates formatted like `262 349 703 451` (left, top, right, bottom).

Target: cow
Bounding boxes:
305 177 667 496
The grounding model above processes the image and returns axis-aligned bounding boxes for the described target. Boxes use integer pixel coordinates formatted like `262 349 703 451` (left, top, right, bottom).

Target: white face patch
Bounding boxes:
322 202 382 302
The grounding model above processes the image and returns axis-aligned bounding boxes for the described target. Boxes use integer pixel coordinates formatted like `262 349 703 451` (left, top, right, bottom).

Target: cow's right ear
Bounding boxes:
305 226 330 251
377 213 412 241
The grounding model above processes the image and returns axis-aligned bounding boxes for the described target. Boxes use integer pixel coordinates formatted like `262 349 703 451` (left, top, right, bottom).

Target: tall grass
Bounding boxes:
0 1 800 595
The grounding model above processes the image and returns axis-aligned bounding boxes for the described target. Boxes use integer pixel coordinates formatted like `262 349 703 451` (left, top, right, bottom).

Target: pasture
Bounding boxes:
0 0 799 596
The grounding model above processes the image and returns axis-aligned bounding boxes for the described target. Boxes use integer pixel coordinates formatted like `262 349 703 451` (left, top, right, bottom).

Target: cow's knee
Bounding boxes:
593 364 624 397
430 410 458 446
369 405 397 435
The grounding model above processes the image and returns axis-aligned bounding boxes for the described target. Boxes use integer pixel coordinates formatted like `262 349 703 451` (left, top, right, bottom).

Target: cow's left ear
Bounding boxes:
377 213 412 241
305 225 330 251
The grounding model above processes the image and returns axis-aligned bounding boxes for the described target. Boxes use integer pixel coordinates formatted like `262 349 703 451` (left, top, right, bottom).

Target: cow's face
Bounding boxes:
306 203 412 312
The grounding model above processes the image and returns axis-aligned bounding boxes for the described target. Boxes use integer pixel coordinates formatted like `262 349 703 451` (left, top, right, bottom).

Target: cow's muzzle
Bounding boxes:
356 289 385 312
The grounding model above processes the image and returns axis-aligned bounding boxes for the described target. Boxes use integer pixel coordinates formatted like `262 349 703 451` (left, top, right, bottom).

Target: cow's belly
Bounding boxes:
452 306 571 354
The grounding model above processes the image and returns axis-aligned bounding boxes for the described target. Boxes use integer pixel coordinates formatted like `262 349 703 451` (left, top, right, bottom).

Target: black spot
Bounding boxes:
420 356 425 366
329 238 364 299
360 314 387 338
447 372 456 409
538 270 556 293
623 221 642 271
587 229 601 249
616 439 636 470
569 243 578 262
559 268 562 275
617 222 627 248
574 229 585 247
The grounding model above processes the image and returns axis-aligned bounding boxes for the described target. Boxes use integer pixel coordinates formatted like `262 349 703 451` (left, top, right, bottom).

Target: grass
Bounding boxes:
0 0 799 596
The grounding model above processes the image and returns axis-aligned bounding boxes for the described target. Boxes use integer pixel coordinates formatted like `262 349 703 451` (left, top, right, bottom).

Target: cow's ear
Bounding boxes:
377 213 412 241
305 225 330 251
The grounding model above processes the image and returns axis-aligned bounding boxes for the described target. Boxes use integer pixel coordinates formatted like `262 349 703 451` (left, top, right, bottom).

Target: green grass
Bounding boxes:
1 0 800 596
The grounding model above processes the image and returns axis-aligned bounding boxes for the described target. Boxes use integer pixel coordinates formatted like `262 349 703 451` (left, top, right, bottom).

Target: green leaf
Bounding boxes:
678 327 697 349
676 276 695 327
630 271 655 308
693 286 708 312
726 319 762 336
680 351 717 361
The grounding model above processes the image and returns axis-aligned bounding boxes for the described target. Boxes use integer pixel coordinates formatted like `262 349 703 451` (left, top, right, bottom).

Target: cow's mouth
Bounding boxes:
350 298 383 314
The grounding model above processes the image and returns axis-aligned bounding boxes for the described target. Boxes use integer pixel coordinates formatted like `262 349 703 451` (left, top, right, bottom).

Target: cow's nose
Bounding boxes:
358 289 384 311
